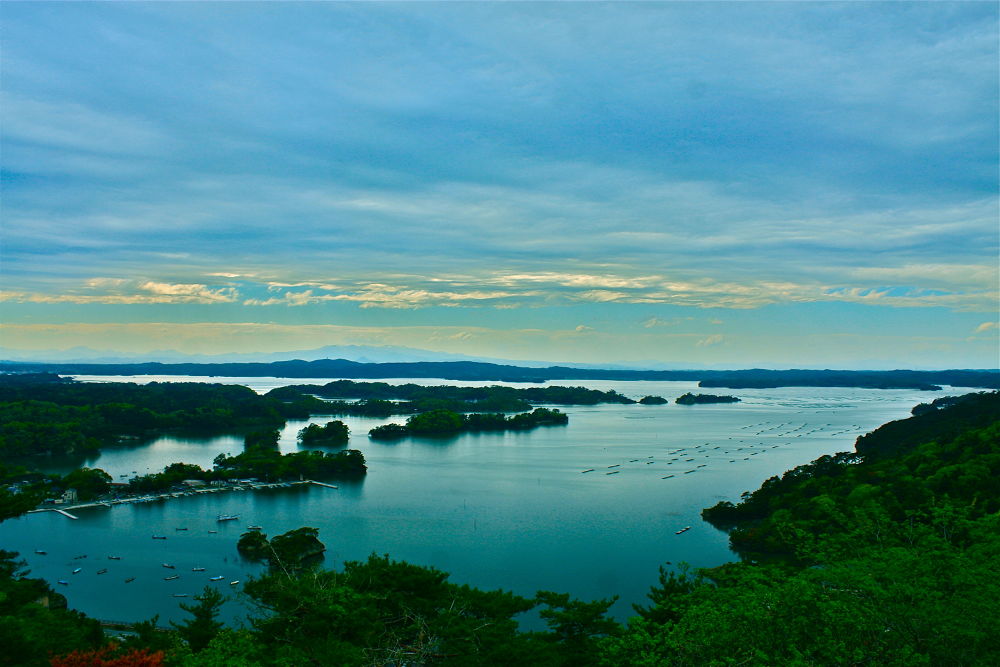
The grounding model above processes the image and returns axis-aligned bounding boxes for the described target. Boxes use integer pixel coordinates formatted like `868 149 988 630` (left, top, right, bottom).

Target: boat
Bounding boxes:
73 554 87 560
72 568 82 574
209 575 224 581
175 527 188 531
164 575 179 581
173 593 188 597
207 530 217 534
108 555 121 560
192 567 206 572
162 563 175 569
152 535 167 540
229 580 240 585
57 580 69 586
34 549 46 555
674 526 692 535
581 469 594 473
217 514 239 522
125 577 135 583
606 470 620 475
247 525 262 531
97 568 108 575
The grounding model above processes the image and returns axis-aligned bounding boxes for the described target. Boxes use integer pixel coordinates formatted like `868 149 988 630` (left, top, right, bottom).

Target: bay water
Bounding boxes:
0 376 949 626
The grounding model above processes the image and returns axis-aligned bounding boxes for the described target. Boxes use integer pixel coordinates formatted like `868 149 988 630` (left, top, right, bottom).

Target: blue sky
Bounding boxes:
1 2 997 368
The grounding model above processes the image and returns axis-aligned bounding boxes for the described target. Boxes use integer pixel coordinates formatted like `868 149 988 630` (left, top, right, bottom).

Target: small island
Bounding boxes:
370 407 568 440
675 392 741 405
298 420 350 446
238 526 326 569
638 395 668 405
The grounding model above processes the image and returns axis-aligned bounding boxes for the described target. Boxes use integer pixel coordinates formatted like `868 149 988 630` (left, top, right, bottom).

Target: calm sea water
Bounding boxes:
0 375 950 626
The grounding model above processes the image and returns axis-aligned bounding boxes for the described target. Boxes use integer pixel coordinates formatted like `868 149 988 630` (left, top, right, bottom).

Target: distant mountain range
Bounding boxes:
0 344 710 370
1 357 997 390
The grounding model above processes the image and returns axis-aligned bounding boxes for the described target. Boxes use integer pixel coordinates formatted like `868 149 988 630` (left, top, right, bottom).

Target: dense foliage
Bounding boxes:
125 449 366 493
369 408 569 439
0 379 317 460
268 380 636 408
675 392 740 405
298 420 350 446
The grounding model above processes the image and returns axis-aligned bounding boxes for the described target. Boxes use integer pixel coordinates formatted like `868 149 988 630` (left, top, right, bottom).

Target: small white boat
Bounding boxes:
72 568 82 574
229 580 240 585
58 580 69 586
209 575 224 581
164 575 180 581
162 563 175 569
192 567 206 572
217 514 239 522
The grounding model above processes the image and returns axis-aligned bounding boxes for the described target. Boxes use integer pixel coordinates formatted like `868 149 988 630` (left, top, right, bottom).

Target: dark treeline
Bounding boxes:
2 391 998 665
675 392 740 405
369 408 569 440
0 379 319 460
5 360 997 389
268 380 635 414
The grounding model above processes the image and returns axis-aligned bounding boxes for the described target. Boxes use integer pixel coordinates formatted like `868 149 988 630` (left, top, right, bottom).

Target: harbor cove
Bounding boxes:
0 375 952 626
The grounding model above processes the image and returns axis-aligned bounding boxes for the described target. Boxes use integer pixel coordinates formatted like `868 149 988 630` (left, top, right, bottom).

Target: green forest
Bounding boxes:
1 385 998 665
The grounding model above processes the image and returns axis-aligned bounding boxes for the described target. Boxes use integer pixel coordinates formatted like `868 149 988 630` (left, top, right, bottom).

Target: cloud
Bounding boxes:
973 321 998 334
696 334 725 347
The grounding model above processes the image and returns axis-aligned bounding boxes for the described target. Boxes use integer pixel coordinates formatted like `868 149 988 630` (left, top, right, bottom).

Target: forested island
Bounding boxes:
369 407 568 439
674 392 740 405
3 360 997 389
2 390 996 664
267 380 636 418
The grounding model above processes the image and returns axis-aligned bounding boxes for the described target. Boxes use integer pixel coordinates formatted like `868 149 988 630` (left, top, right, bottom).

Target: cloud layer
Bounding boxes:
1 3 997 366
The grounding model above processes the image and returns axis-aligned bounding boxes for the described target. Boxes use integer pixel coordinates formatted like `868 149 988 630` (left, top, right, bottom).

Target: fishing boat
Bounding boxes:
192 567 206 572
97 568 108 575
164 575 180 581
72 568 82 574
674 526 692 535
581 469 594 473
209 575 224 581
217 514 239 522
162 563 175 569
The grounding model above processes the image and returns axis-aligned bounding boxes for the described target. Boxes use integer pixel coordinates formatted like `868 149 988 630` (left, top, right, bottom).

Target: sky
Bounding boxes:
1 2 998 369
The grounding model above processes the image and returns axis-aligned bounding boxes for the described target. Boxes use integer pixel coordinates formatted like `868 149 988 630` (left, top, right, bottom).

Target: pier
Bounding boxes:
28 479 330 517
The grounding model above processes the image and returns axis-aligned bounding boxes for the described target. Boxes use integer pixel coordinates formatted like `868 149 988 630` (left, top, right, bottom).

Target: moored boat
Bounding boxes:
162 563 175 569
164 575 180 581
209 575 224 581
192 567 205 572
217 514 239 522
97 568 108 575
152 535 167 540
